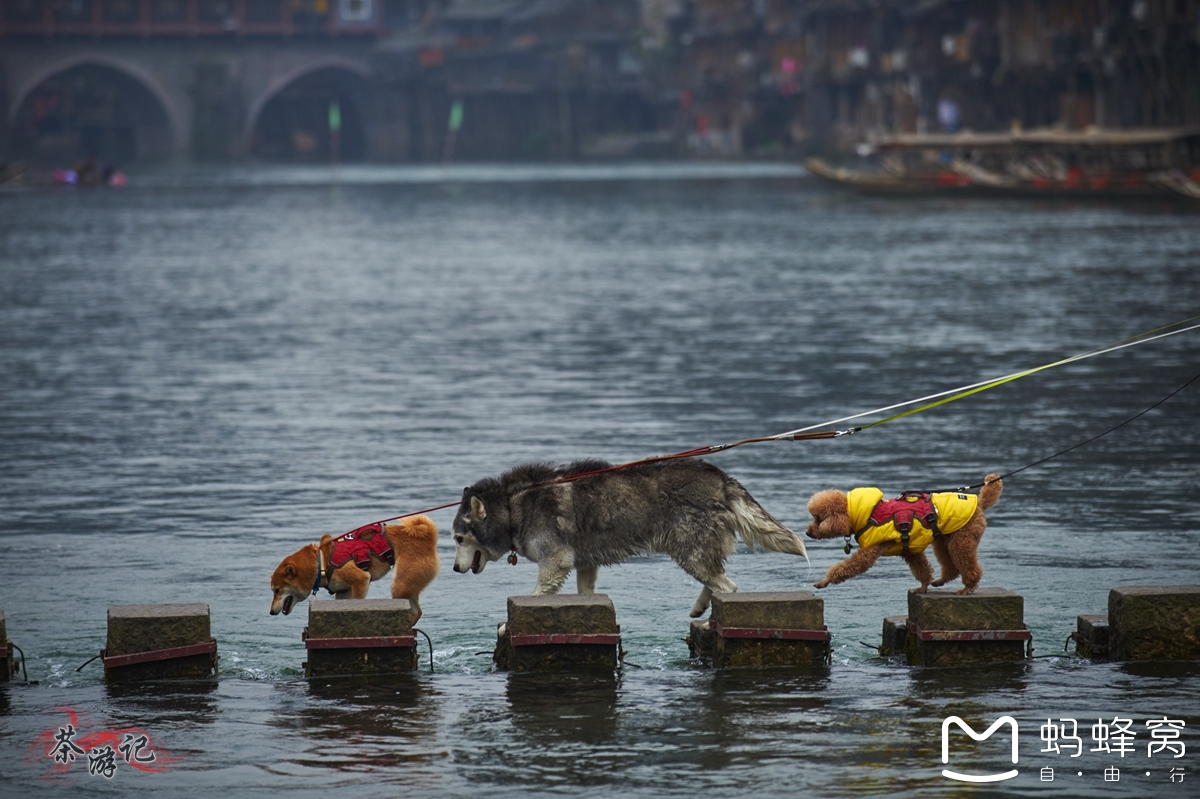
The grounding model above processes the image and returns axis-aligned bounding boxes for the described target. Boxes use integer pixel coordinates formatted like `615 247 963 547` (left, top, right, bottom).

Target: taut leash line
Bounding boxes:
343 316 1200 534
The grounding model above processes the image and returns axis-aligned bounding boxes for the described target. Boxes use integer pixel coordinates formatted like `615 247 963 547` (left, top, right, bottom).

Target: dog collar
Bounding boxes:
312 549 328 595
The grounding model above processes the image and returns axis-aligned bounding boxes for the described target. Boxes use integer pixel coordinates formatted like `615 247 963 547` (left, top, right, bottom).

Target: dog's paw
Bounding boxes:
813 579 830 589
956 587 977 595
930 579 945 587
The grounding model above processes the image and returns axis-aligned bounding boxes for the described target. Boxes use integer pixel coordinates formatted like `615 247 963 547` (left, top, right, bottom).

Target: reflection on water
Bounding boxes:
103 680 221 727
905 661 1031 703
0 164 1198 797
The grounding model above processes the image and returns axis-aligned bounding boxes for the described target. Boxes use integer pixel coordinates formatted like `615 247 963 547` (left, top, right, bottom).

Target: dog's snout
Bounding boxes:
453 563 464 573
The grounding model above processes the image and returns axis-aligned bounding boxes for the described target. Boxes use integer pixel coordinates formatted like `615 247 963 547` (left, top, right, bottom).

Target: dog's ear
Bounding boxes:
469 495 487 521
284 565 296 577
820 514 851 537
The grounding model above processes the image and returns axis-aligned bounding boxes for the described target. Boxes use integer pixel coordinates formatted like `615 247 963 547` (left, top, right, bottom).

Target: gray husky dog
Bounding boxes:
451 458 808 617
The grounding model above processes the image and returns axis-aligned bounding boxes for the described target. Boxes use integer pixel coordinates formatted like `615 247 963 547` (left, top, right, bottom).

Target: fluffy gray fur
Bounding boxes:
451 458 808 617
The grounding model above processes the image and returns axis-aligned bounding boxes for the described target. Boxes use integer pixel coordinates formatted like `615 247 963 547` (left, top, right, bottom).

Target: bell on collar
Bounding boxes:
508 551 519 566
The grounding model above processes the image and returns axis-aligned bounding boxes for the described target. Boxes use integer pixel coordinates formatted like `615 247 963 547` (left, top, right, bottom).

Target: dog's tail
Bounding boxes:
730 492 809 561
398 514 438 540
979 473 1003 510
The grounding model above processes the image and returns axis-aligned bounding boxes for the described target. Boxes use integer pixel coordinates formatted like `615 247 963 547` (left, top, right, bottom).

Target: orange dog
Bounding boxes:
270 515 439 622
805 475 1002 594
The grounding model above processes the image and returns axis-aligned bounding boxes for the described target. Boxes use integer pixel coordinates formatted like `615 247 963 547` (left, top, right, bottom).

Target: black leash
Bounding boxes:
412 628 435 673
933 369 1200 493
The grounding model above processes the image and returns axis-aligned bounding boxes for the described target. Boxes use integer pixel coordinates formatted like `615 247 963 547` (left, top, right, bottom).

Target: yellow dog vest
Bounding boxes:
847 487 978 556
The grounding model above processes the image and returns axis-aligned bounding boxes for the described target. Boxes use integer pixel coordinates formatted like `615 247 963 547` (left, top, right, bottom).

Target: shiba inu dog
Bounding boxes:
451 458 807 617
270 514 439 622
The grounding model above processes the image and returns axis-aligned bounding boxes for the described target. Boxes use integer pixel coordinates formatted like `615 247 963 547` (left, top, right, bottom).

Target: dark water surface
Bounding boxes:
1 163 1198 797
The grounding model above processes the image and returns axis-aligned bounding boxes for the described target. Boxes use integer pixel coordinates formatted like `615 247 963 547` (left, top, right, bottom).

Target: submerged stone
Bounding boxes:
880 615 908 657
1073 614 1110 660
1108 585 1200 661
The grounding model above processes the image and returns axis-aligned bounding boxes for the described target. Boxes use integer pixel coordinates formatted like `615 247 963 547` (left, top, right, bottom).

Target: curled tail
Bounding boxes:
730 493 809 561
979 474 1003 510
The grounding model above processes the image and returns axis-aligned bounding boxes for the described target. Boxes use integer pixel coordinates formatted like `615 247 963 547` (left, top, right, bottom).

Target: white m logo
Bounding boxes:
941 716 1020 783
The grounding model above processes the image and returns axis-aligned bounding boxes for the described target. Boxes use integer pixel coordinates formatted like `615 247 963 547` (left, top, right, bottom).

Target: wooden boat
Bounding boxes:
806 128 1200 200
1148 170 1200 200
803 157 986 196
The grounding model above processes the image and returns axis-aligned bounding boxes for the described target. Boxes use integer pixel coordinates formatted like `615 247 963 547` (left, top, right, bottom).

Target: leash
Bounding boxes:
340 316 1200 534
772 316 1200 440
924 367 1200 494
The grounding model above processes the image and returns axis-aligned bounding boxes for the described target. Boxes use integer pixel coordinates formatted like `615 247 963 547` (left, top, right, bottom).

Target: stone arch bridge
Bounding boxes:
1 37 406 162
1 0 658 164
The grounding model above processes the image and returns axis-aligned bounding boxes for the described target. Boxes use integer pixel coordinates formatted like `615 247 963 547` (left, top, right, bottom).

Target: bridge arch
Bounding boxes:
246 59 373 161
9 54 182 163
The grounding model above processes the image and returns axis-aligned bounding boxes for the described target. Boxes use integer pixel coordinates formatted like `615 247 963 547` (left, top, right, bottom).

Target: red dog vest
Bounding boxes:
867 492 940 538
330 524 394 571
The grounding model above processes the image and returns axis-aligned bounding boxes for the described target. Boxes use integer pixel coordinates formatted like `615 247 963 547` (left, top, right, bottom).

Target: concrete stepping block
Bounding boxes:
880 615 908 657
495 594 620 672
1108 585 1200 661
689 591 829 669
1073 614 1110 660
905 588 1029 666
304 599 417 677
104 603 217 682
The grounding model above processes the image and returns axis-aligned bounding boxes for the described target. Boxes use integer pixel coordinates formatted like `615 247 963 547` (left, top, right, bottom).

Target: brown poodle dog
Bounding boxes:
270 514 440 622
805 474 1002 594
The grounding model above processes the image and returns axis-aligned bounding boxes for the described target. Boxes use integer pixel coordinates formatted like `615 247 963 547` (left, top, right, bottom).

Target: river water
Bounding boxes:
1 163 1198 798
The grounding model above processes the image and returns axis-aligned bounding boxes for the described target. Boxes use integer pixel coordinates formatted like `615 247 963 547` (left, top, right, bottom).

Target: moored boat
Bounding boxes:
806 127 1200 200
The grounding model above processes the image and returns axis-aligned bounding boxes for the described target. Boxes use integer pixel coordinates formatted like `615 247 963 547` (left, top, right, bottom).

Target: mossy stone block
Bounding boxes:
105 603 214 682
1109 585 1200 661
881 616 908 657
908 588 1024 632
713 637 828 668
106 604 210 657
710 591 824 631
305 599 417 677
905 636 1027 666
506 594 618 636
307 599 414 639
1075 614 1109 659
687 619 717 662
498 595 620 672
700 592 829 669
